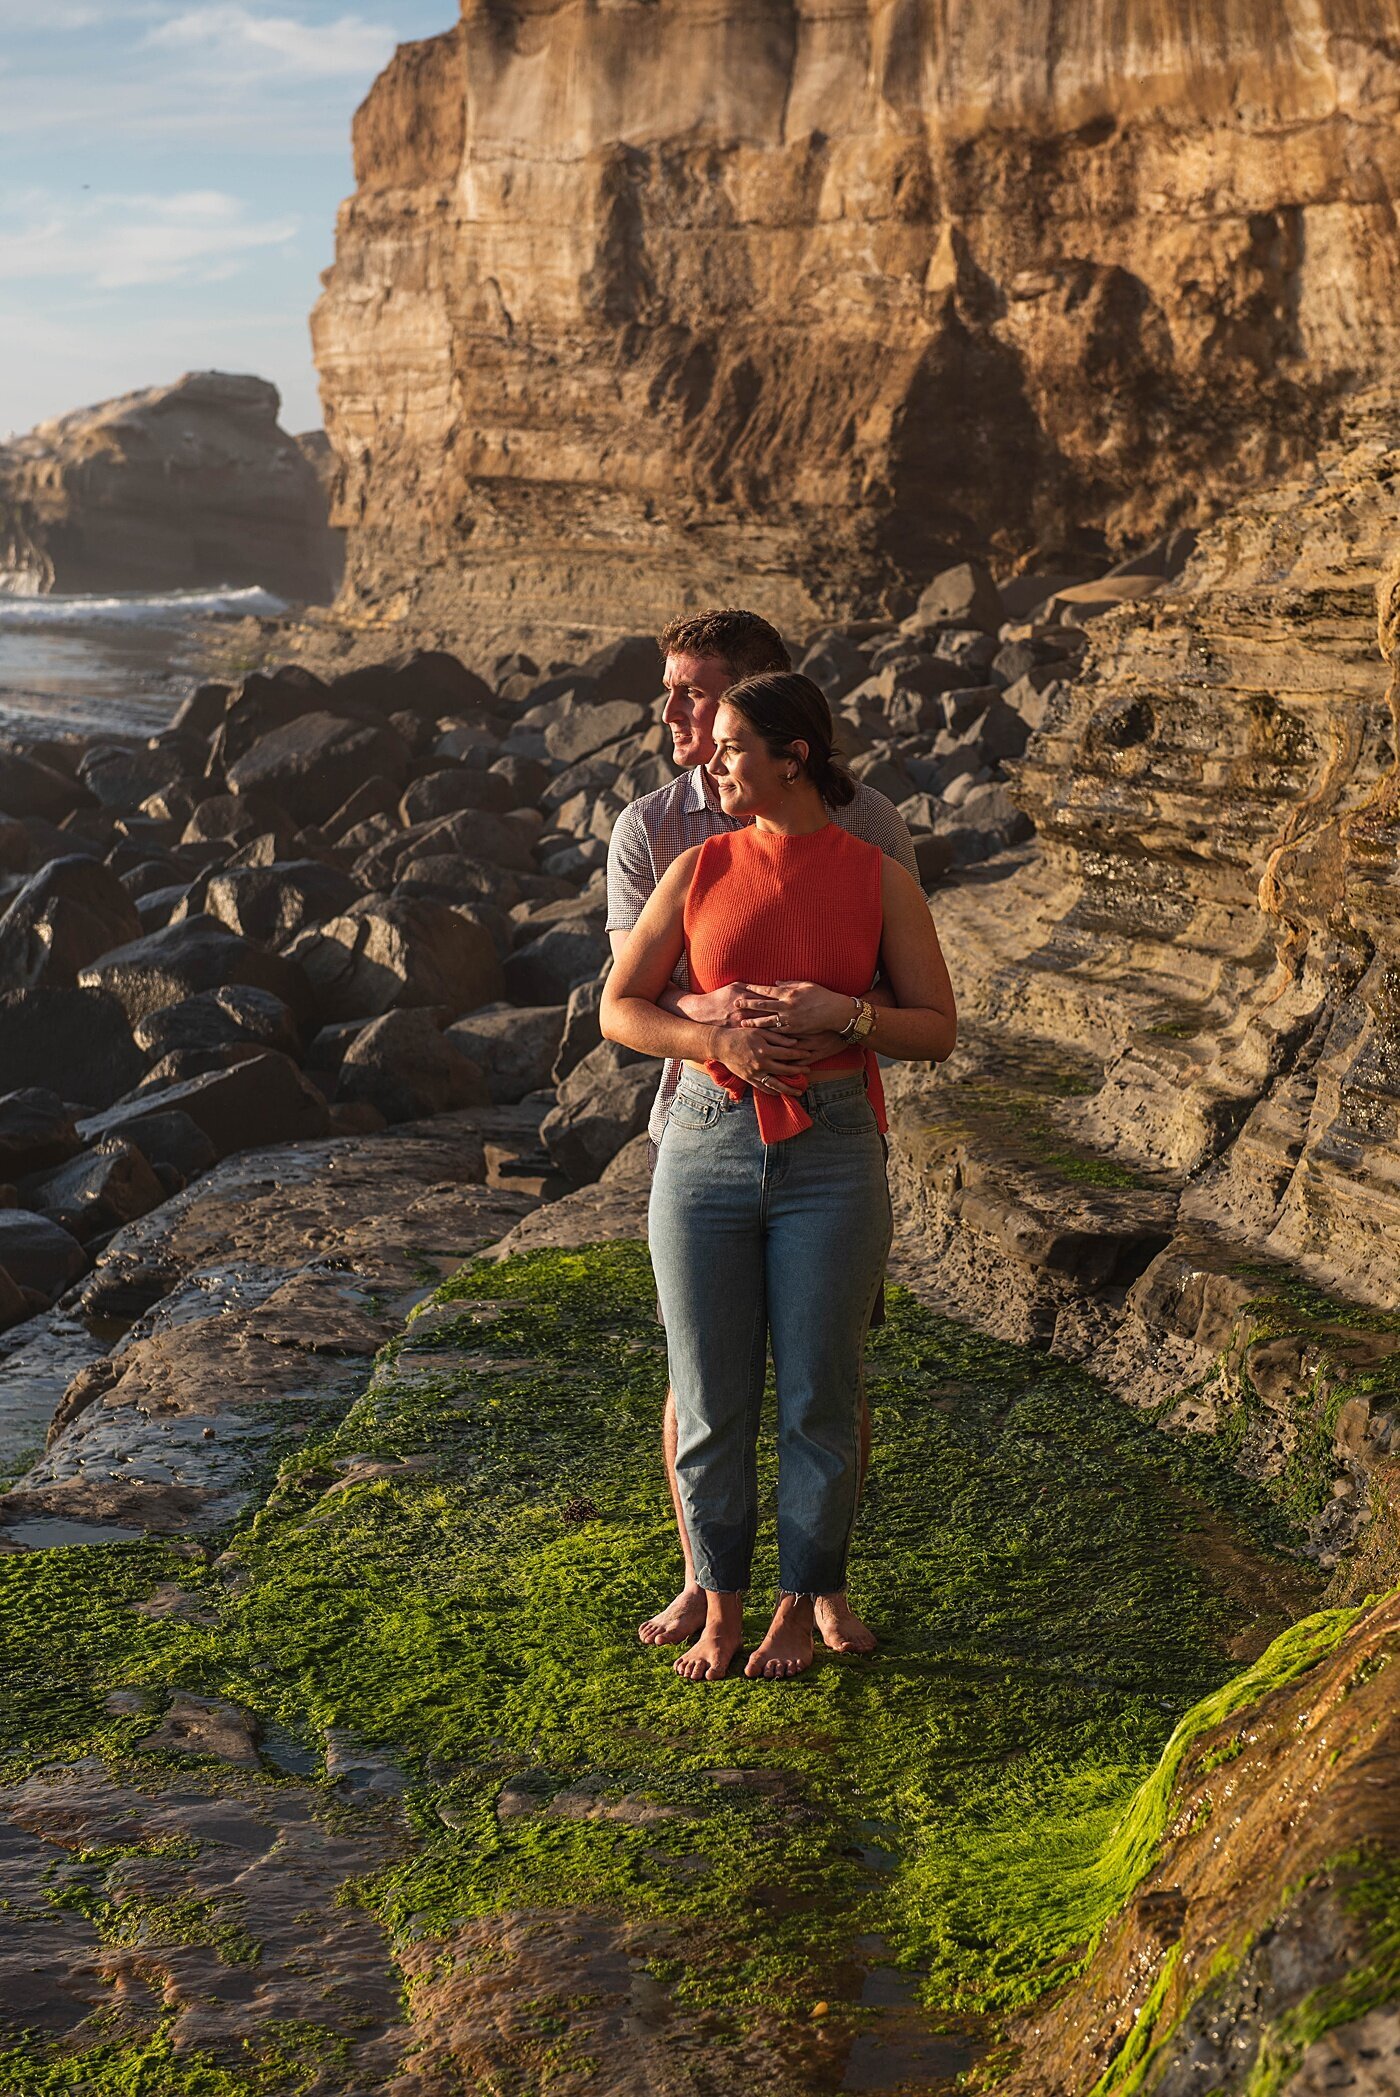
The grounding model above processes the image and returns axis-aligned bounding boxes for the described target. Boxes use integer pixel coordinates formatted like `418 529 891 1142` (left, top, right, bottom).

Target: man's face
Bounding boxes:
661 651 733 769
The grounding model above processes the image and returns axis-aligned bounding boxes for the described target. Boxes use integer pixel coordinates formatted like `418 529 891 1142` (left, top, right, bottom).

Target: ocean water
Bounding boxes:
0 586 285 741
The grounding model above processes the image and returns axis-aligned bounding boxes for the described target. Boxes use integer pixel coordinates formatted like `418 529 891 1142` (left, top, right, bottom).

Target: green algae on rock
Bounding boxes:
0 1242 1367 2089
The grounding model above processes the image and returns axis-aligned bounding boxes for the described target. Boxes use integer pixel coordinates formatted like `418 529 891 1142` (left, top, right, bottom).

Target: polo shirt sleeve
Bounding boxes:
605 797 657 934
848 786 921 885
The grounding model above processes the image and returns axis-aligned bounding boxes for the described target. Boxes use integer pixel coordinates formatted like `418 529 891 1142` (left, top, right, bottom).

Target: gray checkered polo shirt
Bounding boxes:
604 766 920 1144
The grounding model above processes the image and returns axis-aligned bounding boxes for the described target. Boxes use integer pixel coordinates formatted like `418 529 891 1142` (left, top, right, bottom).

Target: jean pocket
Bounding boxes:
668 1088 721 1132
811 1089 877 1136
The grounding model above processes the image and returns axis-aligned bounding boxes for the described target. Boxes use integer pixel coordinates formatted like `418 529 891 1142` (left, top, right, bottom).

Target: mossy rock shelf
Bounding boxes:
0 1240 1377 2093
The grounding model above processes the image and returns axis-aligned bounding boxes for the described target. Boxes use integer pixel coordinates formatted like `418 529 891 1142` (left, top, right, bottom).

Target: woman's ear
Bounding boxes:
789 739 810 771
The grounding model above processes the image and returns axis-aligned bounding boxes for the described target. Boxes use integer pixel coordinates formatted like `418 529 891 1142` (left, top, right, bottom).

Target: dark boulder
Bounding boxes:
77 743 184 813
323 776 401 840
182 793 297 852
284 898 504 1023
336 1009 490 1123
0 986 144 1111
0 747 94 824
0 1088 82 1176
79 1051 329 1163
393 856 522 912
227 712 412 826
504 923 609 1007
909 560 1004 635
540 1046 654 1185
579 635 662 707
169 682 230 738
19 1139 165 1244
489 753 552 805
544 701 649 767
73 1106 215 1185
218 665 331 764
134 985 301 1064
552 974 606 1084
0 1209 88 1299
331 650 496 723
398 767 518 825
78 915 314 1026
0 856 142 990
446 1003 566 1104
203 860 362 949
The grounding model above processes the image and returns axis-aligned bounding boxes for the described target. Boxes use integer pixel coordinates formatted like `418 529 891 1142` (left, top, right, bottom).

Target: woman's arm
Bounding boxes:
725 863 956 1064
865 859 957 1062
600 850 816 1090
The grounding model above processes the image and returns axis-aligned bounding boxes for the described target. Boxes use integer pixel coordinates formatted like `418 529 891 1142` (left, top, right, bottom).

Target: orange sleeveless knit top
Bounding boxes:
683 822 887 1144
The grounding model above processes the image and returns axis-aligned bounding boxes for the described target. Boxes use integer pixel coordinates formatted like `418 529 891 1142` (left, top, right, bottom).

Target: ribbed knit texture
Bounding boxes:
683 822 886 1143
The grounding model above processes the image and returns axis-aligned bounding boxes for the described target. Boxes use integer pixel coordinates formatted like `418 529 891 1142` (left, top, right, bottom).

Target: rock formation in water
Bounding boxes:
0 372 341 602
314 0 1400 640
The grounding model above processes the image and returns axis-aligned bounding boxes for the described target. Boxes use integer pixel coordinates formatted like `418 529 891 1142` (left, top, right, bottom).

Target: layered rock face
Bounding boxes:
315 0 1400 639
0 373 341 602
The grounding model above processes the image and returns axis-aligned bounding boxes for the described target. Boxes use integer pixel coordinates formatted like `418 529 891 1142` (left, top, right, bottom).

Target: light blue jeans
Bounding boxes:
648 1066 893 1595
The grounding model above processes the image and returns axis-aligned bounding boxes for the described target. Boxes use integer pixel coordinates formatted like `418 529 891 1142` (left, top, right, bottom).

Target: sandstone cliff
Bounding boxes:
314 0 1400 640
0 372 341 603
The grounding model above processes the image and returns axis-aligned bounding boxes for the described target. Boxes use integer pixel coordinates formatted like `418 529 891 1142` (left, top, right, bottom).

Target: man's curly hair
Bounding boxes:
657 608 791 681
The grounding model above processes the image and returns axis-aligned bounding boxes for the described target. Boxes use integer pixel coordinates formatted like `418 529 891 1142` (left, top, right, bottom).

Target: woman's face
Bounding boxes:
707 702 805 817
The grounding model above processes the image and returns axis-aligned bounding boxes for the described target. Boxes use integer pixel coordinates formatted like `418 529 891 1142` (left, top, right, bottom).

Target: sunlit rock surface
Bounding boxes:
315 0 1400 638
0 373 341 602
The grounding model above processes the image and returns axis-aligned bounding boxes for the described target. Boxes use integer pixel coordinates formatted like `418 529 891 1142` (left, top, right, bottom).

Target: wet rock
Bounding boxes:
337 1009 490 1123
504 922 609 1006
138 1692 261 1766
0 986 145 1111
0 1089 82 1176
0 856 142 989
79 915 314 1026
135 985 302 1064
227 711 413 825
286 897 504 1023
398 767 517 824
203 860 362 949
0 1210 88 1299
540 1044 654 1184
81 1052 329 1163
19 1139 165 1244
446 1003 566 1104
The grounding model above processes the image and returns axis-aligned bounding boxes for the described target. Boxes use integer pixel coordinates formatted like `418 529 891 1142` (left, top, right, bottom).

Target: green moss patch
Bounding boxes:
0 1243 1349 2076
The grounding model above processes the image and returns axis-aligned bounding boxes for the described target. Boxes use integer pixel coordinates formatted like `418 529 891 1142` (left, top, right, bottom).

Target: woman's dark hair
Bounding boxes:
720 670 856 808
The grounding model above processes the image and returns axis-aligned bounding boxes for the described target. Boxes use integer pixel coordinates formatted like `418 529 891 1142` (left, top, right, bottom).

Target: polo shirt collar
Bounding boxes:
685 765 719 815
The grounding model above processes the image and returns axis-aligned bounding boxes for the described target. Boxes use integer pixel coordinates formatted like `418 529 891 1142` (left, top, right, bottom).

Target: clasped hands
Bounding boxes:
679 980 856 1096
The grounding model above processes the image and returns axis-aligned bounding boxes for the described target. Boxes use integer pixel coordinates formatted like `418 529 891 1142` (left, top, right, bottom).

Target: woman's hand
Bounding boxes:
708 1023 810 1095
732 981 855 1037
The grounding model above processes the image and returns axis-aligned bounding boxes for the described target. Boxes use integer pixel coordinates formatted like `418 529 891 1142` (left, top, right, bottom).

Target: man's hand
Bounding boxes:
663 982 765 1027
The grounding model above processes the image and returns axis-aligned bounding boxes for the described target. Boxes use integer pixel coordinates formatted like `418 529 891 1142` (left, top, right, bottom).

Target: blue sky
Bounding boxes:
1 0 452 438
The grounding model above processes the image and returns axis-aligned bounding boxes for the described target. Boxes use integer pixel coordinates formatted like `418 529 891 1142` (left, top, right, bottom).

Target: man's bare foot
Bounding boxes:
639 1584 708 1646
674 1593 744 1684
744 1594 815 1680
814 1592 878 1654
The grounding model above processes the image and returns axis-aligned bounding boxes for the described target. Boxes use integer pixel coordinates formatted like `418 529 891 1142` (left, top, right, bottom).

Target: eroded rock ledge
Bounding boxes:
316 1 1400 638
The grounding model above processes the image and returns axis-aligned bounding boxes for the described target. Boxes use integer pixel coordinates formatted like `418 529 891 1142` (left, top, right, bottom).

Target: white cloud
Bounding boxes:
0 188 297 290
147 3 395 79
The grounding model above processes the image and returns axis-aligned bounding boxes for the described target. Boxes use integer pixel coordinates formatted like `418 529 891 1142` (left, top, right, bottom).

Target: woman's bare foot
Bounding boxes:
744 1594 815 1680
639 1583 708 1647
674 1592 744 1683
814 1591 878 1654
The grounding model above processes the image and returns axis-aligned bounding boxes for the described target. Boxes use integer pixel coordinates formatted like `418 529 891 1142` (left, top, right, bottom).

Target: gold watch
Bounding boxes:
840 997 876 1045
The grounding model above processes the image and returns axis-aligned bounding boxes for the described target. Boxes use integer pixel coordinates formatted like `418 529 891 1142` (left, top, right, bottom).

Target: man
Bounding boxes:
605 607 919 1657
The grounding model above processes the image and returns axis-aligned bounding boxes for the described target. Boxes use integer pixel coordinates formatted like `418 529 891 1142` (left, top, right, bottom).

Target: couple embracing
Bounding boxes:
600 609 957 1684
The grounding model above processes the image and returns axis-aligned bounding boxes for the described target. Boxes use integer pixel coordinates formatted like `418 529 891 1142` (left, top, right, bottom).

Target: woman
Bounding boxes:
600 672 956 1683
